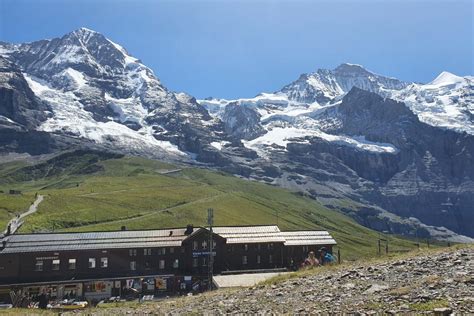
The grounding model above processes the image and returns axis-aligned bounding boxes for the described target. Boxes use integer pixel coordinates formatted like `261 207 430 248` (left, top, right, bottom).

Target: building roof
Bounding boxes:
0 229 189 254
0 226 336 254
213 226 286 244
280 231 337 246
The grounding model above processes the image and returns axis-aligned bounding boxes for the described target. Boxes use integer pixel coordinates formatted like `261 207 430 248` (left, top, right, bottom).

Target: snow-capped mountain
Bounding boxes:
391 72 473 135
200 64 473 139
1 28 473 241
0 27 222 158
199 64 473 240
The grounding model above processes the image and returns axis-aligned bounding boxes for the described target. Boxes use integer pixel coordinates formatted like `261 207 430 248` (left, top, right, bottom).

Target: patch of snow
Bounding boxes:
63 68 87 88
107 38 139 65
0 46 11 55
105 93 147 124
391 75 473 135
210 141 231 151
24 74 55 94
0 115 16 124
429 71 464 86
25 74 187 157
244 127 398 158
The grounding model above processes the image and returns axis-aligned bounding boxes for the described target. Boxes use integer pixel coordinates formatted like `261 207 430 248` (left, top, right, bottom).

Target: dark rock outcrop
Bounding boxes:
222 102 265 140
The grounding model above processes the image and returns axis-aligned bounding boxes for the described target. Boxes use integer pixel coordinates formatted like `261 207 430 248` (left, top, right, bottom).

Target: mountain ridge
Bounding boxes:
0 28 472 241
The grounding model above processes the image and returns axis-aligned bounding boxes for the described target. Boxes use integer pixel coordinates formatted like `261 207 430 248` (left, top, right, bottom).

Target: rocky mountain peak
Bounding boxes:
69 27 101 43
333 63 372 76
278 63 410 104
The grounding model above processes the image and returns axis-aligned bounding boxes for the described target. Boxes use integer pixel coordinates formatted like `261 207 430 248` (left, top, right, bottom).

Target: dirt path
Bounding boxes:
3 194 43 235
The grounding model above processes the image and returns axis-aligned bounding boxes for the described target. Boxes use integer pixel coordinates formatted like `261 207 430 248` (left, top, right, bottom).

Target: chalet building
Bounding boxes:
0 225 336 302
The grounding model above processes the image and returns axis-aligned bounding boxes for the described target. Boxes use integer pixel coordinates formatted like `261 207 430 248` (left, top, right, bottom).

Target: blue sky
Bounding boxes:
1 0 472 99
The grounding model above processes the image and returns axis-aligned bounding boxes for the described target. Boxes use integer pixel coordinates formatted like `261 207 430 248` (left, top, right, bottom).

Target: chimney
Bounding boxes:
169 231 173 236
185 224 193 235
121 226 127 231
1 240 6 250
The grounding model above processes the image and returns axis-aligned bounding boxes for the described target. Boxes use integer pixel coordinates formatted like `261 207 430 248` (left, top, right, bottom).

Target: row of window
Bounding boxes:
35 257 181 271
227 243 275 252
192 240 217 250
129 259 179 270
35 257 107 271
189 254 274 268
242 254 272 265
129 247 181 256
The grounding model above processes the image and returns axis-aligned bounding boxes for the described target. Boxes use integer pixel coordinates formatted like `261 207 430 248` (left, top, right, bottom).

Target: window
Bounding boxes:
267 243 274 250
157 248 166 255
100 257 108 268
269 254 273 264
257 255 261 264
68 259 76 270
213 241 217 249
129 249 137 257
202 240 208 249
52 259 60 271
130 261 137 271
159 259 165 270
202 257 208 266
170 247 175 254
173 259 179 269
145 261 150 270
88 258 96 269
303 245 309 253
192 258 198 268
242 256 248 265
256 244 261 251
243 244 248 251
143 248 151 256
193 241 198 250
35 260 43 271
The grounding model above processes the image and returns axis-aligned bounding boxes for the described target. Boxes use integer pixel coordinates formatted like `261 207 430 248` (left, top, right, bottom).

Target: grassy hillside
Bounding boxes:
0 150 422 260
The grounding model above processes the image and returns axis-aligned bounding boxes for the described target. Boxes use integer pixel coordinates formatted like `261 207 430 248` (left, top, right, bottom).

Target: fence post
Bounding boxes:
378 239 381 255
337 249 341 264
385 242 388 254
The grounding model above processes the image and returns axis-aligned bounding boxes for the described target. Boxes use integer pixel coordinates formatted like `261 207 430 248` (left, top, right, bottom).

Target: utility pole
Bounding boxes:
207 208 214 291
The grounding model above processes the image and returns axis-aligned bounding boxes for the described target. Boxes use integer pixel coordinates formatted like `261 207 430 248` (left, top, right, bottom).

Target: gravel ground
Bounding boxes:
65 247 473 315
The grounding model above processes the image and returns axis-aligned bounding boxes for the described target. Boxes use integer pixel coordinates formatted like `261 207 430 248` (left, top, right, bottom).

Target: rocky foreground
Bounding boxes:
78 247 473 315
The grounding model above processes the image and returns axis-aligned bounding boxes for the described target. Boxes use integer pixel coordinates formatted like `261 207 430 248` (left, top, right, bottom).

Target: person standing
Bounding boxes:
38 290 48 309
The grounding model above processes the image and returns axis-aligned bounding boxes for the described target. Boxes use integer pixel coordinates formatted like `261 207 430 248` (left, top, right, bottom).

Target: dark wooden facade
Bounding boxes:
0 225 336 302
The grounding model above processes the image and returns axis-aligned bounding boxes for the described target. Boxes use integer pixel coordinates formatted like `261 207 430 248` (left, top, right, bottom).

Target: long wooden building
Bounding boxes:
0 225 336 302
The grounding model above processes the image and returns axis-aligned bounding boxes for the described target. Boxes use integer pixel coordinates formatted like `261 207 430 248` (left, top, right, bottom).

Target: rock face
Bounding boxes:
294 88 474 237
1 28 473 240
68 247 473 314
222 102 265 140
0 56 49 128
200 66 473 239
0 28 224 159
280 63 409 104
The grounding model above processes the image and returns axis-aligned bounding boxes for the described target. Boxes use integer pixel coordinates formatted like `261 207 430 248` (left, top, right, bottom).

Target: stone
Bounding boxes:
433 307 453 315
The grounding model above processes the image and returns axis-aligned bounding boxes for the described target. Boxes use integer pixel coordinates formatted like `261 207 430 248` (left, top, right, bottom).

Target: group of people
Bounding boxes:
301 247 336 269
